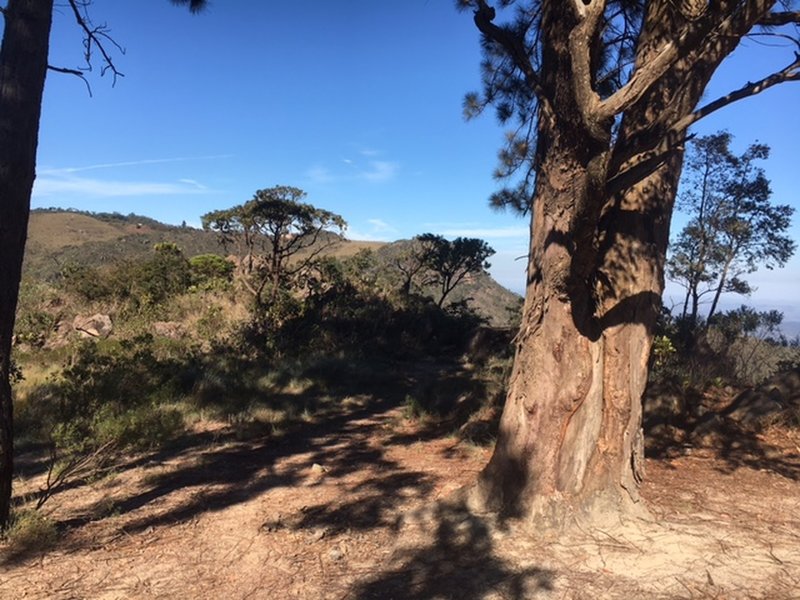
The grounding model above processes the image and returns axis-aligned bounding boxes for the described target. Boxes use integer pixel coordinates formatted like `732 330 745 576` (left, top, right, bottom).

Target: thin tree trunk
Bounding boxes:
706 257 733 322
0 0 54 528
681 284 691 321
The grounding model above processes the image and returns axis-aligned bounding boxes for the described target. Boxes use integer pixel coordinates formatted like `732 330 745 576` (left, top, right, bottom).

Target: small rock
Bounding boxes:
261 513 283 532
310 463 327 474
328 548 343 561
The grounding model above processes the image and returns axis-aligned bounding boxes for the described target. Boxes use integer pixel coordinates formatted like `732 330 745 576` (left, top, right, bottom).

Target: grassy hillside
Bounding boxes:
23 209 521 327
23 210 222 282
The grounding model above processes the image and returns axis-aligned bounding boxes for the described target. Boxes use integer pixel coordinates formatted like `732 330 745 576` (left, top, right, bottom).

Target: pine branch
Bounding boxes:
472 0 554 118
676 56 800 131
758 11 800 26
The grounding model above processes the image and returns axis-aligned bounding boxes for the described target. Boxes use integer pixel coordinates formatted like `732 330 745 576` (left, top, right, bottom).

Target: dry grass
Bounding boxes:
26 212 123 252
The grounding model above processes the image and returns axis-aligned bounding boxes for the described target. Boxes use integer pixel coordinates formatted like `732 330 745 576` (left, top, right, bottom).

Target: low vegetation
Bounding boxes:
5 205 798 564
7 205 521 548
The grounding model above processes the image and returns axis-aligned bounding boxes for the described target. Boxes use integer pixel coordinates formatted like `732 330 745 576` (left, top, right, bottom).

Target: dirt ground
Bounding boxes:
2 394 799 599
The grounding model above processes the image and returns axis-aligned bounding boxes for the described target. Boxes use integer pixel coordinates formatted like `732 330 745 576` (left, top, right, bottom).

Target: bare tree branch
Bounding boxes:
675 55 800 131
47 63 93 95
745 31 800 51
47 64 83 77
758 11 800 26
67 0 125 84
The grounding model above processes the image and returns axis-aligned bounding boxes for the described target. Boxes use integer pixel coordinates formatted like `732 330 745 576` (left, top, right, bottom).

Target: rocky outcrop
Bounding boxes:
72 314 113 339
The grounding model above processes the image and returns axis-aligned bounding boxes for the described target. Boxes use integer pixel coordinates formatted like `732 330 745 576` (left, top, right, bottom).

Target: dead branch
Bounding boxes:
66 0 125 85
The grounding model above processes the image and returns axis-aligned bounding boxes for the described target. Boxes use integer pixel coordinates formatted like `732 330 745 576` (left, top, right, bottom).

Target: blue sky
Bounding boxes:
29 2 799 319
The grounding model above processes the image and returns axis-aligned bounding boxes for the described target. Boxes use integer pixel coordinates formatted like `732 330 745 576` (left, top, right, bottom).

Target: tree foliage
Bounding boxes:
668 132 795 325
416 234 496 307
391 234 495 306
189 254 235 289
201 186 347 306
61 243 192 310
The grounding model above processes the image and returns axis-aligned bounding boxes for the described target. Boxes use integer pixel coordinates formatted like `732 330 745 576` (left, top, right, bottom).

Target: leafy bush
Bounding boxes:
189 253 234 290
2 509 58 555
271 257 483 360
650 305 800 393
60 263 113 302
15 335 189 506
60 243 191 311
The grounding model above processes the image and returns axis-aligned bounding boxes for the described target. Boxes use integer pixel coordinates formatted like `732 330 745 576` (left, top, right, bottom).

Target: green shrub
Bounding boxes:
189 254 234 289
3 509 58 555
404 394 428 420
60 263 113 302
60 244 191 312
15 335 189 507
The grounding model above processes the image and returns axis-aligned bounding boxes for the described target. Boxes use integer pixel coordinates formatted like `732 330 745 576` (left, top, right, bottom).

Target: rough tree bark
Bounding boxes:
0 0 54 527
466 0 795 525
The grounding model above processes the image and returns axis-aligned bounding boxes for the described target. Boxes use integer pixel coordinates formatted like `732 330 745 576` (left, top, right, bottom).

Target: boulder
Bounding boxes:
72 314 113 339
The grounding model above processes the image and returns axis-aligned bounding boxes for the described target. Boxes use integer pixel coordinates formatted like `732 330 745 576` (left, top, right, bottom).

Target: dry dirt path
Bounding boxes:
2 397 799 599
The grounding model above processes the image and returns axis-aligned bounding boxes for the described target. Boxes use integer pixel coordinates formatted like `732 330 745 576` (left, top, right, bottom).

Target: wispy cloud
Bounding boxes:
33 175 213 198
305 165 336 184
367 218 395 232
360 160 398 183
34 155 228 198
305 149 399 185
178 178 208 190
347 218 398 242
433 226 529 239
38 154 233 176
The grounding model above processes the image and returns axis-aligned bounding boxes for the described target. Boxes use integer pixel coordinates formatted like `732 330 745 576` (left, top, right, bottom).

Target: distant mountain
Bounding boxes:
23 209 522 327
23 210 222 282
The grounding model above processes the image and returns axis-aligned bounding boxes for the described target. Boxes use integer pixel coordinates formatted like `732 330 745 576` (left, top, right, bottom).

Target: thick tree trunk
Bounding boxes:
469 151 668 525
0 0 53 528
466 0 768 526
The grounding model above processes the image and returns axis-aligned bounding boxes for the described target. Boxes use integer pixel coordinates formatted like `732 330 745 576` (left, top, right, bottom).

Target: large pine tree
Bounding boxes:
459 0 799 525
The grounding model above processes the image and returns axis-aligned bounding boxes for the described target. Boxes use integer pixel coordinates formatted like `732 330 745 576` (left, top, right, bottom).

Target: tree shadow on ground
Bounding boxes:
710 420 800 480
645 415 800 481
5 355 507 567
383 360 505 448
350 503 555 599
65 360 459 533
87 390 411 536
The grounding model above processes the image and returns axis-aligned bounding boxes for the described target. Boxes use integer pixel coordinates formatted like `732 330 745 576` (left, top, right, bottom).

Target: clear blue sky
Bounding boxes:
29 2 799 320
